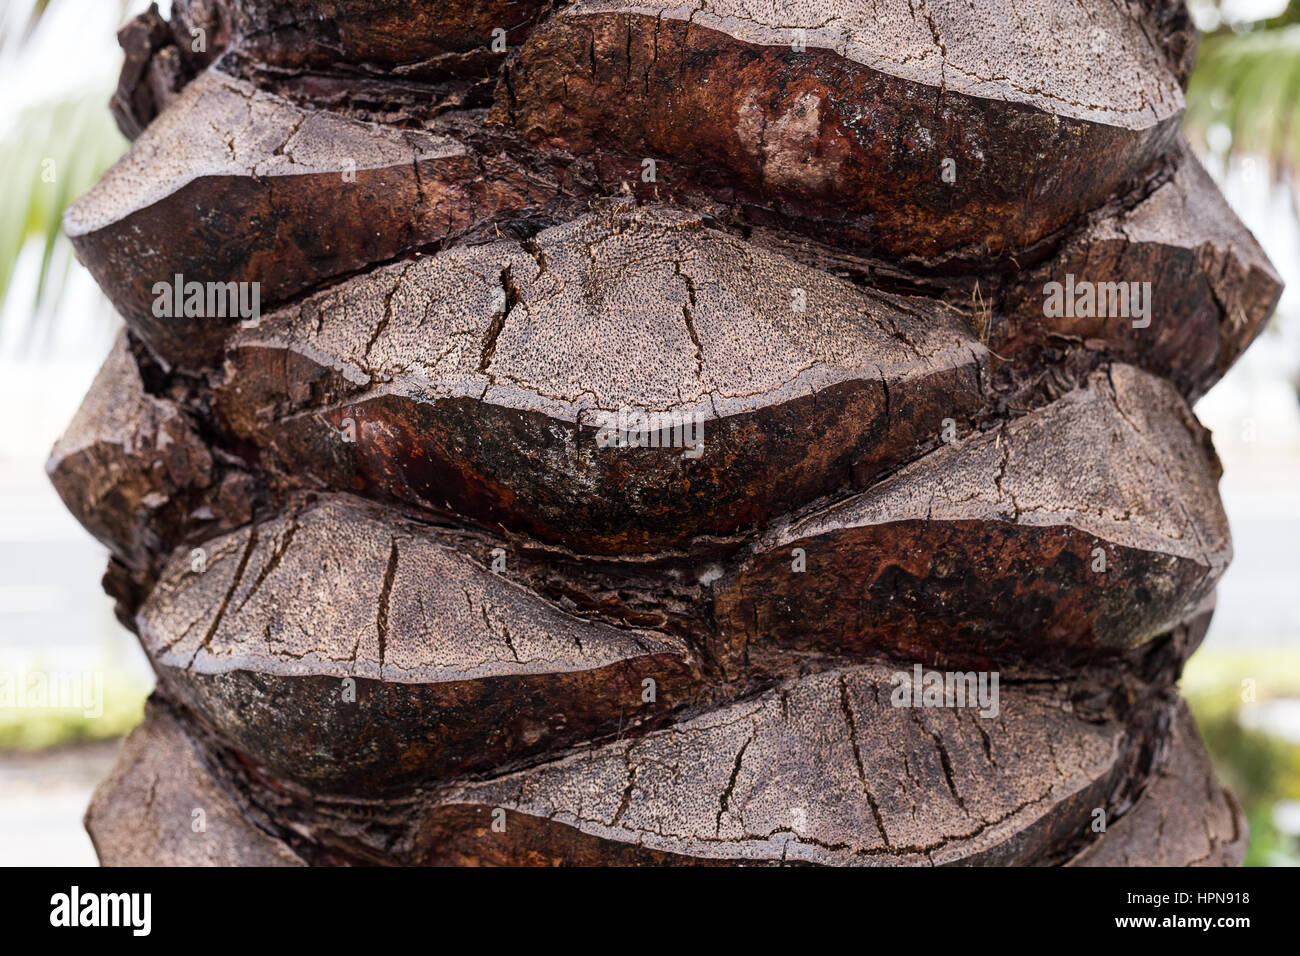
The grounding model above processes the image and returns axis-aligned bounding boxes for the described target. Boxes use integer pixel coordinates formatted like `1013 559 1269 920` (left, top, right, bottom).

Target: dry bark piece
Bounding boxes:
391 664 1125 865
86 696 304 866
506 0 1185 259
217 205 988 553
1069 703 1247 867
45 332 250 573
110 3 228 138
176 0 550 79
111 5 175 139
67 69 555 369
1142 0 1201 88
712 365 1230 673
138 494 698 795
1000 142 1282 399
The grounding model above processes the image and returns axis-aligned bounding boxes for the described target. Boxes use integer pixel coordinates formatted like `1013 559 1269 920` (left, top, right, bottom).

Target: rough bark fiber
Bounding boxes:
63 0 1269 866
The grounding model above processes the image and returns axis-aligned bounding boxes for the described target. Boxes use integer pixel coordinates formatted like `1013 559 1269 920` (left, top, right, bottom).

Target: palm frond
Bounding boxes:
0 91 127 323
1186 25 1300 172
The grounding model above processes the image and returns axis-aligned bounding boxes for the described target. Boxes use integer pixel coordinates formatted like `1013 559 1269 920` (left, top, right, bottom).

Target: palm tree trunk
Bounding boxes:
53 0 1276 866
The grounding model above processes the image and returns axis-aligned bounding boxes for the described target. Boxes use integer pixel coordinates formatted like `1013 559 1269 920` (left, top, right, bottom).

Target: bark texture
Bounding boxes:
58 0 1275 866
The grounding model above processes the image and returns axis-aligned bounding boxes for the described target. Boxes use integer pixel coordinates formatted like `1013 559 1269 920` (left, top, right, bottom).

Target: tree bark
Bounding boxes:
55 0 1276 866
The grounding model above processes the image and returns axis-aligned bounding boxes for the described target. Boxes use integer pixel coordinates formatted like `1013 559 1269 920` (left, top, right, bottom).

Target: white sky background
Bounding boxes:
0 0 147 123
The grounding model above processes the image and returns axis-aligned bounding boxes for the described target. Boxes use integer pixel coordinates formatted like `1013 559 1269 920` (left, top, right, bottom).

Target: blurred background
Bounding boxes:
0 0 1298 865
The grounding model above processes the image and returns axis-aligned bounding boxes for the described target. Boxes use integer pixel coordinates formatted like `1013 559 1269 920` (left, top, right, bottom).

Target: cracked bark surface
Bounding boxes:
712 365 1230 672
139 494 698 794
215 204 988 552
47 332 255 576
999 140 1282 400
63 0 1269 866
174 0 553 80
68 69 561 369
86 697 305 866
240 662 1134 866
504 0 1185 259
1068 703 1247 867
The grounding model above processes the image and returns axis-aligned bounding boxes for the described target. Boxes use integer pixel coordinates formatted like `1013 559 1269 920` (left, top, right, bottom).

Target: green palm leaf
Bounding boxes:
0 91 127 325
1186 24 1300 171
